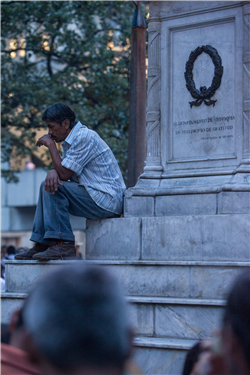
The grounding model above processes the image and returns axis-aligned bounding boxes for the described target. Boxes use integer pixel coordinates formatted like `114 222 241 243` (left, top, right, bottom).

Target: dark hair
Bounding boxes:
182 342 203 375
223 269 250 369
7 245 15 255
23 264 131 372
42 103 77 129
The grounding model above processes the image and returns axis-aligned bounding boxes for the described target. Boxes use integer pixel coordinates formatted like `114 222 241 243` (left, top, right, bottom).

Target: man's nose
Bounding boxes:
48 129 52 135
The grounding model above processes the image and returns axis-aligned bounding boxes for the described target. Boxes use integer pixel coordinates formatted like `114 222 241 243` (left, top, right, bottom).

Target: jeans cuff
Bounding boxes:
30 233 53 246
44 231 75 242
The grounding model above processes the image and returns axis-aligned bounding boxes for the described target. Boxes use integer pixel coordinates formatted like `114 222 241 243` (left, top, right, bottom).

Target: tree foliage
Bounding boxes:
1 1 137 182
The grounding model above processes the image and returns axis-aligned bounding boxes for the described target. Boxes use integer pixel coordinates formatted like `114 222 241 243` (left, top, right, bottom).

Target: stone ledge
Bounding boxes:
133 337 197 350
5 261 248 299
1 292 27 299
1 293 225 339
4 260 80 265
5 259 250 266
124 190 250 217
127 296 226 306
1 293 227 306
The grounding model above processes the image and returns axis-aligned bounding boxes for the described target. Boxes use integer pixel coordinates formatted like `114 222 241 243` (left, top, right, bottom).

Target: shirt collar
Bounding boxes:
63 121 83 146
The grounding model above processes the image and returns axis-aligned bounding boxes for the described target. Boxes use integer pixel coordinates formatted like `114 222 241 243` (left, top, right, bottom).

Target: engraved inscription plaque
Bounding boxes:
170 21 235 162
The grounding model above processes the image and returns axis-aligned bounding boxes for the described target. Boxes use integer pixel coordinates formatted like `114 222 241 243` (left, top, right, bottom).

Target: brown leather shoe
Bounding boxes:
32 241 76 261
15 243 49 260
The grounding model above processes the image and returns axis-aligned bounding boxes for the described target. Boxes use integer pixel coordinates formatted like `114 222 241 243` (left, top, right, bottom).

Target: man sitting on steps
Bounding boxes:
15 103 126 261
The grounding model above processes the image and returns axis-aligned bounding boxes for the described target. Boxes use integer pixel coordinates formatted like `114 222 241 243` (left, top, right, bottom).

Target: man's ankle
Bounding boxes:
33 242 49 251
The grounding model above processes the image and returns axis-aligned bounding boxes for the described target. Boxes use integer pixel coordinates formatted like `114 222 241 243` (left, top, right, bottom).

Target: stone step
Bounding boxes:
133 337 196 375
86 214 250 261
4 260 249 299
1 293 26 324
1 292 225 340
0 293 196 374
134 336 196 349
130 297 225 340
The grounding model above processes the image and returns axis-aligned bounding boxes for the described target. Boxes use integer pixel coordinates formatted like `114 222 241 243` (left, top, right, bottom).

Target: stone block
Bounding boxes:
109 265 190 298
142 215 250 261
5 261 67 293
190 266 241 299
1 295 25 324
155 305 223 340
142 216 202 261
133 347 188 375
124 197 154 217
201 214 250 261
86 218 141 260
129 303 154 336
155 194 217 216
219 192 250 214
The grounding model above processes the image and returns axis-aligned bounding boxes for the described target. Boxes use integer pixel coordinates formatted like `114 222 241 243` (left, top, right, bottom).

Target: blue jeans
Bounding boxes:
30 180 119 245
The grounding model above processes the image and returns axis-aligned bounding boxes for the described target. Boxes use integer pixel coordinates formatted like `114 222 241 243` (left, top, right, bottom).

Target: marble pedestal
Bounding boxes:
125 1 250 214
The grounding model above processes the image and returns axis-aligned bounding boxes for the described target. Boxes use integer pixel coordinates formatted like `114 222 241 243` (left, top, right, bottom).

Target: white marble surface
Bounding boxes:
171 21 235 162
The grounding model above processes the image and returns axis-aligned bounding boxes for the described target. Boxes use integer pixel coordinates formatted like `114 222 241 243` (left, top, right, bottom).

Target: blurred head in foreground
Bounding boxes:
221 269 250 375
22 263 132 375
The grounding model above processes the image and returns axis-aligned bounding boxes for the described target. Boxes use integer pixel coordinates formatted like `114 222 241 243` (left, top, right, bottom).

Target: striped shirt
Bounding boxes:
61 121 126 215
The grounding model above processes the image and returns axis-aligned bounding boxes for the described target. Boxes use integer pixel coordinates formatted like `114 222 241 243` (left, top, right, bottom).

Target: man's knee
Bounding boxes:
56 181 65 192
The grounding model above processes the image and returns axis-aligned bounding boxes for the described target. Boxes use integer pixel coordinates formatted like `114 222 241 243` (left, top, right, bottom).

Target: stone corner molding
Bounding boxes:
184 45 224 108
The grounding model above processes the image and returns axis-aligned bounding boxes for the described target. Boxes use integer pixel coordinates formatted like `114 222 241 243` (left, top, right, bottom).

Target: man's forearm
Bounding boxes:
48 142 72 181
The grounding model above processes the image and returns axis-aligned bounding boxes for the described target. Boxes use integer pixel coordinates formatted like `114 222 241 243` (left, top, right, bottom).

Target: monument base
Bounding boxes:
124 171 250 217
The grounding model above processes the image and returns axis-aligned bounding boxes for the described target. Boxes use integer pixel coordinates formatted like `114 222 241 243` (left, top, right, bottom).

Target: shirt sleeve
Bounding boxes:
61 131 96 176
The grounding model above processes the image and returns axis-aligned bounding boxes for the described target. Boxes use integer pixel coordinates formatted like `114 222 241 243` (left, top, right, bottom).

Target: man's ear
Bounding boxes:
62 119 70 129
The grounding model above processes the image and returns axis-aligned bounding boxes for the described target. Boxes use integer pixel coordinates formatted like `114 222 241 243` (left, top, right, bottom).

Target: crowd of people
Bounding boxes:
1 260 250 375
1 263 142 375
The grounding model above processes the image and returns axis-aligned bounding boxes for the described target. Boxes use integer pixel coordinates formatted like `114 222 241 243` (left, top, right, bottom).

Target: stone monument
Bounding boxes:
125 0 250 219
86 2 250 373
2 2 250 374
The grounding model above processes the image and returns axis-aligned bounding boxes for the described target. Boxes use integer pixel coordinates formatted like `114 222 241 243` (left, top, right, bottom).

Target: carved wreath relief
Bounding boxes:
184 45 223 108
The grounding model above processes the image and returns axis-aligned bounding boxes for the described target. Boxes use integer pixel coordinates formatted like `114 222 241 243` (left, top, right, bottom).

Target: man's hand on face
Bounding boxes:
36 134 54 148
45 170 63 194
